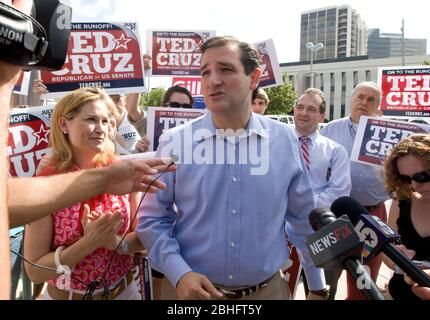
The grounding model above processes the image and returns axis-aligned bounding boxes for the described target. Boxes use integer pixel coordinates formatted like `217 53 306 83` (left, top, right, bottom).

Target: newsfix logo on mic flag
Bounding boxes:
306 216 361 269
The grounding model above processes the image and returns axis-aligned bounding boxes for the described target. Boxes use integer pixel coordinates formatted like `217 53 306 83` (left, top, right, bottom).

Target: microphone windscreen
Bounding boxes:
330 196 368 225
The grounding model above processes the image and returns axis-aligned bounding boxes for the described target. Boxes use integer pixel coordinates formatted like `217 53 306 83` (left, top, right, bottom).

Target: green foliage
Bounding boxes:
140 87 166 110
264 75 297 115
424 60 430 65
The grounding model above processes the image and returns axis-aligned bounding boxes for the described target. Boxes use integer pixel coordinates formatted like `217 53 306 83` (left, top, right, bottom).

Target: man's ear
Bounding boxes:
250 68 262 90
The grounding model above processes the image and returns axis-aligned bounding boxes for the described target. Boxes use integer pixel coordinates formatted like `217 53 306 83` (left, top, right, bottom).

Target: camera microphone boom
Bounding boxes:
331 196 430 288
306 208 385 300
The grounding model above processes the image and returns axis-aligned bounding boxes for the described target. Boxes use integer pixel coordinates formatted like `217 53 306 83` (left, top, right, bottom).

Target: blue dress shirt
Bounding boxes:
296 131 351 208
137 112 324 289
320 117 389 206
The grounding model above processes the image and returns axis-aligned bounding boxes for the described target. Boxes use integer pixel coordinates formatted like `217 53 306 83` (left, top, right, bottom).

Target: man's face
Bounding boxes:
350 86 379 123
200 44 260 115
293 94 325 136
251 98 267 115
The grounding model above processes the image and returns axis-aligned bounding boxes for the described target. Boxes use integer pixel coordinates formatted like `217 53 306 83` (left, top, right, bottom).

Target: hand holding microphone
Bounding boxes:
305 208 385 300
330 196 430 288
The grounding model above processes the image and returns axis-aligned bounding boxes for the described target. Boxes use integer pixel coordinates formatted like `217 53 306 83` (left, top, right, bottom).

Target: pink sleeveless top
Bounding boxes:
39 163 133 291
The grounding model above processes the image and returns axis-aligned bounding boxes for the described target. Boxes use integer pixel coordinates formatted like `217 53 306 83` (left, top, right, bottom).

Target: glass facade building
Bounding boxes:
300 5 367 61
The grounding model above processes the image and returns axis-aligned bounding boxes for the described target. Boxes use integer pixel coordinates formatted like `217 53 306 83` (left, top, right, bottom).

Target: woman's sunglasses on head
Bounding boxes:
399 171 430 184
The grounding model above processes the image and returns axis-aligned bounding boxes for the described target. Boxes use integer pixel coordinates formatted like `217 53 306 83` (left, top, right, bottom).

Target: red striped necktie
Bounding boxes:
299 136 310 172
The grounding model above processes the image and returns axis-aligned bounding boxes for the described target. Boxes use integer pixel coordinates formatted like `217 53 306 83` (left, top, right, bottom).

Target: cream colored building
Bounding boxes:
281 55 430 121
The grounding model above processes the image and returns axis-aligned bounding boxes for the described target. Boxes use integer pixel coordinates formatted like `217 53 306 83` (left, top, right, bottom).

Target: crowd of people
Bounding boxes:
1 0 430 301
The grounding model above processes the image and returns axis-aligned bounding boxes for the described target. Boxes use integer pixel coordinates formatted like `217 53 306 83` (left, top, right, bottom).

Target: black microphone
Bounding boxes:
306 208 385 300
331 196 430 288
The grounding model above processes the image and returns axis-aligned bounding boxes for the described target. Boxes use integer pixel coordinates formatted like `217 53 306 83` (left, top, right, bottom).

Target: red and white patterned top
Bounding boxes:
38 163 133 291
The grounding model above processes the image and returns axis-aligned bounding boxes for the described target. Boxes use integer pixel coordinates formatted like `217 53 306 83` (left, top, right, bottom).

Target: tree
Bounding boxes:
424 60 430 65
264 75 297 115
140 87 166 110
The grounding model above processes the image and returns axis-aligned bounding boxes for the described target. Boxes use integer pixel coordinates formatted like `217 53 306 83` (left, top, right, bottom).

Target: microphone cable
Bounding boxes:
10 158 176 300
84 158 176 300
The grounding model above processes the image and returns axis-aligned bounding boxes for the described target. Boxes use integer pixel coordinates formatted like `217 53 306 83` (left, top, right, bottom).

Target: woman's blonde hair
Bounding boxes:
50 87 116 172
384 133 430 200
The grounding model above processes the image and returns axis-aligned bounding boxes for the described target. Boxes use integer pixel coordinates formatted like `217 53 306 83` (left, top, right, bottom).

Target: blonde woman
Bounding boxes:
24 87 145 300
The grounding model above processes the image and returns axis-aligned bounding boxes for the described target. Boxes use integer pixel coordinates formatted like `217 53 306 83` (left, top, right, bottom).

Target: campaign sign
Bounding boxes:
351 116 429 167
148 30 215 76
255 39 283 89
8 106 54 177
378 66 430 117
13 71 31 96
40 22 145 99
281 241 302 300
172 77 206 109
146 107 206 151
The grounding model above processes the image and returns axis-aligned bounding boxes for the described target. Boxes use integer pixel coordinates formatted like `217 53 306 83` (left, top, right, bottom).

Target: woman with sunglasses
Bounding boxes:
135 86 193 154
383 133 430 300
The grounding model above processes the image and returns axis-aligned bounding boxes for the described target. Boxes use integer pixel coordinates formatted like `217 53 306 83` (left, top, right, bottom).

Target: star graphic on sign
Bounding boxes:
364 233 375 245
32 124 50 146
114 33 132 50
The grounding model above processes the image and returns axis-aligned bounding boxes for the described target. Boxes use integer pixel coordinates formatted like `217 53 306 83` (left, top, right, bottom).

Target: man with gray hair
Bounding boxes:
321 81 389 300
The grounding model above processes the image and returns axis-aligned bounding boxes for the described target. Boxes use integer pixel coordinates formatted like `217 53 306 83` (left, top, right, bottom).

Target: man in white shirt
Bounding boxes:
293 88 352 299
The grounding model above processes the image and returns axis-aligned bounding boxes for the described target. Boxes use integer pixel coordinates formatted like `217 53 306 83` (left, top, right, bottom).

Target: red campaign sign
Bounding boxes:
8 106 53 177
255 39 283 89
40 22 145 99
13 71 30 96
149 30 215 76
172 77 202 96
379 67 430 117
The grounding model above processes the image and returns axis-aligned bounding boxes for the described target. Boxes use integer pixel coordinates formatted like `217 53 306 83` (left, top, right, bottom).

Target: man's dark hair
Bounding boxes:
200 36 260 75
162 85 193 106
298 88 327 114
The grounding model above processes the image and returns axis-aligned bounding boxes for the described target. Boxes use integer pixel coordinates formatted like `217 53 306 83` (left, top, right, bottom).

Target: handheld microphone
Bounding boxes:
306 208 385 300
331 196 430 288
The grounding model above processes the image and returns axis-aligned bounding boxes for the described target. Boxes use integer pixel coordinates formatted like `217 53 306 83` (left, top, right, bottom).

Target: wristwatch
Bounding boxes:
118 239 129 254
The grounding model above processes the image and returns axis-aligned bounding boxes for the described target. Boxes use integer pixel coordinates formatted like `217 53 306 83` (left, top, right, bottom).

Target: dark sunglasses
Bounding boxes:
165 102 192 109
398 171 430 184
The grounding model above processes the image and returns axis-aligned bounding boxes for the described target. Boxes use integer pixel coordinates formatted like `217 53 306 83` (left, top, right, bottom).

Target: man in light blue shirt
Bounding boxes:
137 36 325 300
294 88 351 299
321 81 389 300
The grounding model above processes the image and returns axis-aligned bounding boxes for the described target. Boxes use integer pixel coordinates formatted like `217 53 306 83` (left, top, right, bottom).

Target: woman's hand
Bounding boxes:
81 204 125 252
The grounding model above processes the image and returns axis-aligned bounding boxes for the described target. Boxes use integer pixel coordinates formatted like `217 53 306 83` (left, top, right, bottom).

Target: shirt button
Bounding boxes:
228 275 234 280
232 209 237 215
230 242 236 248
232 177 237 182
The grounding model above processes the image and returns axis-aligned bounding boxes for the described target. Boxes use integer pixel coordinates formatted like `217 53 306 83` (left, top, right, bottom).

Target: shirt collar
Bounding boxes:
295 130 318 144
196 112 269 143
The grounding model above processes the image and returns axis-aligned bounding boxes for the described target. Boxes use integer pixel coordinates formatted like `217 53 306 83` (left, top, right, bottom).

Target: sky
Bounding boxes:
69 0 430 88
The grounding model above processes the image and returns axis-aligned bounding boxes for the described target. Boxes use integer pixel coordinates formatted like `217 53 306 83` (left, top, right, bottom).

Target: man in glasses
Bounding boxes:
321 81 390 300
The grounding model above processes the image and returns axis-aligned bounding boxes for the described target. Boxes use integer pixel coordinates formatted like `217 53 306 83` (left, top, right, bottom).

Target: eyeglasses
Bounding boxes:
398 171 430 184
165 102 192 109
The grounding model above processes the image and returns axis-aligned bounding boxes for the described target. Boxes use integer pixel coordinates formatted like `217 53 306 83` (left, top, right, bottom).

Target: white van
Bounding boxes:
265 115 295 125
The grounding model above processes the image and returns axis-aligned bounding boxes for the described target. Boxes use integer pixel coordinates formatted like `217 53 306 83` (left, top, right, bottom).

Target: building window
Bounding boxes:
341 104 346 118
353 71 358 87
329 105 334 120
366 70 371 81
